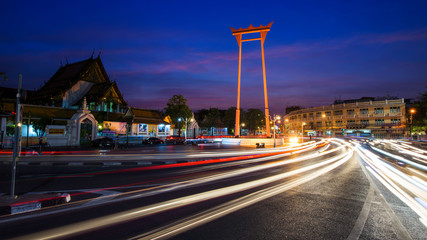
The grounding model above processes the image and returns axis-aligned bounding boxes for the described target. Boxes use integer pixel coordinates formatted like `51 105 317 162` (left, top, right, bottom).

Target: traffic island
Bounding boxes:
0 193 71 215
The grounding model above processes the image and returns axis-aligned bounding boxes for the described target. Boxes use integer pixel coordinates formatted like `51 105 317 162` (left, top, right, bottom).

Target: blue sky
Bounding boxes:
1 1 426 113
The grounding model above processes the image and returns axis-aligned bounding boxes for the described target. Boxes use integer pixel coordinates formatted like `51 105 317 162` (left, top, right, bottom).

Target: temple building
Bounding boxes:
31 56 127 112
0 56 171 147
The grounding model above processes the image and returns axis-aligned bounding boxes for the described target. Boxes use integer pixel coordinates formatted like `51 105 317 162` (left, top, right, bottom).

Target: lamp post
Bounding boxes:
409 109 415 139
322 114 326 137
240 123 245 136
270 115 281 148
184 118 194 141
11 74 22 198
301 122 306 139
177 118 182 137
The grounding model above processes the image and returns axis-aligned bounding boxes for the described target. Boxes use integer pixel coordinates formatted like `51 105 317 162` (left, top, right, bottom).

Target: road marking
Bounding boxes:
356 153 412 240
81 190 121 207
347 183 374 240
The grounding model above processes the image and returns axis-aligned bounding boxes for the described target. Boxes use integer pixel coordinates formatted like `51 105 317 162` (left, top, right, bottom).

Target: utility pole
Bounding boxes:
11 74 22 198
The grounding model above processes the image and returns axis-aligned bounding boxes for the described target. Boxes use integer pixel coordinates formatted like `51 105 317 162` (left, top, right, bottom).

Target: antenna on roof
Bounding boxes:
65 57 69 65
91 49 95 59
97 49 102 58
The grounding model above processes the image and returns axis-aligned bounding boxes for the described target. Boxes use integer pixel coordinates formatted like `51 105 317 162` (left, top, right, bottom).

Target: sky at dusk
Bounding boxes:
1 1 427 114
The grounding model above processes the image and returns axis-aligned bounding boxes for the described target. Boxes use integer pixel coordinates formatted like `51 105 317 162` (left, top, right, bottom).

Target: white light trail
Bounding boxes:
356 143 427 227
370 146 427 171
13 141 352 240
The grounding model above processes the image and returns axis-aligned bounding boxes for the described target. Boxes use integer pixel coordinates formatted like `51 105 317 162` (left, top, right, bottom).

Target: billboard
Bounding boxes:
103 121 126 135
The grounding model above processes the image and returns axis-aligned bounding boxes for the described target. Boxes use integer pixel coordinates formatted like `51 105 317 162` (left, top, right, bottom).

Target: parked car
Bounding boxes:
143 137 164 144
91 137 114 148
165 135 185 144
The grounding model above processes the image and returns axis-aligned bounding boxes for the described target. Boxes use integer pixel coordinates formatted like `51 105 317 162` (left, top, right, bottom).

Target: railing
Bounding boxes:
373 113 385 117
285 98 405 116
389 112 402 117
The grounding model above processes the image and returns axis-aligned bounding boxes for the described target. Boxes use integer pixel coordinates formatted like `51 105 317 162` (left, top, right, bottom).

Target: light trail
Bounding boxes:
0 141 328 222
355 143 427 227
135 149 353 240
370 146 427 171
384 140 427 162
11 141 352 239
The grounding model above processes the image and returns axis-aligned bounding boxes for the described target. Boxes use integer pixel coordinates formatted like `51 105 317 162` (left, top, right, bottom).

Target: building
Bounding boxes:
285 97 408 139
0 56 172 147
31 55 127 112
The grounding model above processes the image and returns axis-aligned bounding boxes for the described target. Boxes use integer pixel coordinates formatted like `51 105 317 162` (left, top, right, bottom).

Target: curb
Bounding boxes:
0 193 71 215
0 160 191 167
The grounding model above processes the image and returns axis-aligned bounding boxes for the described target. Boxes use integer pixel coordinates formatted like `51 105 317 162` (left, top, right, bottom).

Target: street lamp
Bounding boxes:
11 74 22 198
270 115 281 148
301 122 306 138
184 118 194 141
240 123 245 137
409 109 415 139
177 118 182 137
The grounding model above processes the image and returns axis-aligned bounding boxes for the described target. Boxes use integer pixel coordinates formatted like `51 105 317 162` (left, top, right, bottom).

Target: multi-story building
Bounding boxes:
285 97 408 139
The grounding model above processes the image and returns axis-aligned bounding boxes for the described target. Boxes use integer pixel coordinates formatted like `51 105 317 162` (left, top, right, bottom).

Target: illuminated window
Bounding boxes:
346 109 355 115
359 108 369 114
325 111 331 116
360 120 369 126
335 120 343 126
157 124 170 135
139 124 148 134
316 112 321 118
390 107 400 113
375 119 384 126
391 118 401 125
309 113 314 118
347 120 356 126
374 108 384 114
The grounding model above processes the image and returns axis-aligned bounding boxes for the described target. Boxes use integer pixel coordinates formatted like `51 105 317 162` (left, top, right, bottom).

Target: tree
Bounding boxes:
164 94 192 127
243 108 264 135
6 125 15 136
205 108 223 135
412 87 427 135
222 107 236 135
194 109 209 128
32 117 51 136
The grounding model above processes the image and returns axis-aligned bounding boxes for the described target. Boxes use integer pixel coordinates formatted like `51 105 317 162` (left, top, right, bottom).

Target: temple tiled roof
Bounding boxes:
125 107 166 124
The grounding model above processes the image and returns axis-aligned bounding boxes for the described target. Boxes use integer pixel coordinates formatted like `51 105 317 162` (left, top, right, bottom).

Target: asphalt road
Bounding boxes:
0 139 425 239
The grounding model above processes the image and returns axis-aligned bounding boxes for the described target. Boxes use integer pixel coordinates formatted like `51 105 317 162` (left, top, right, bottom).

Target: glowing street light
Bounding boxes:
322 114 327 137
409 109 415 139
184 118 194 141
271 115 281 148
301 122 306 138
240 123 245 136
178 118 182 137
